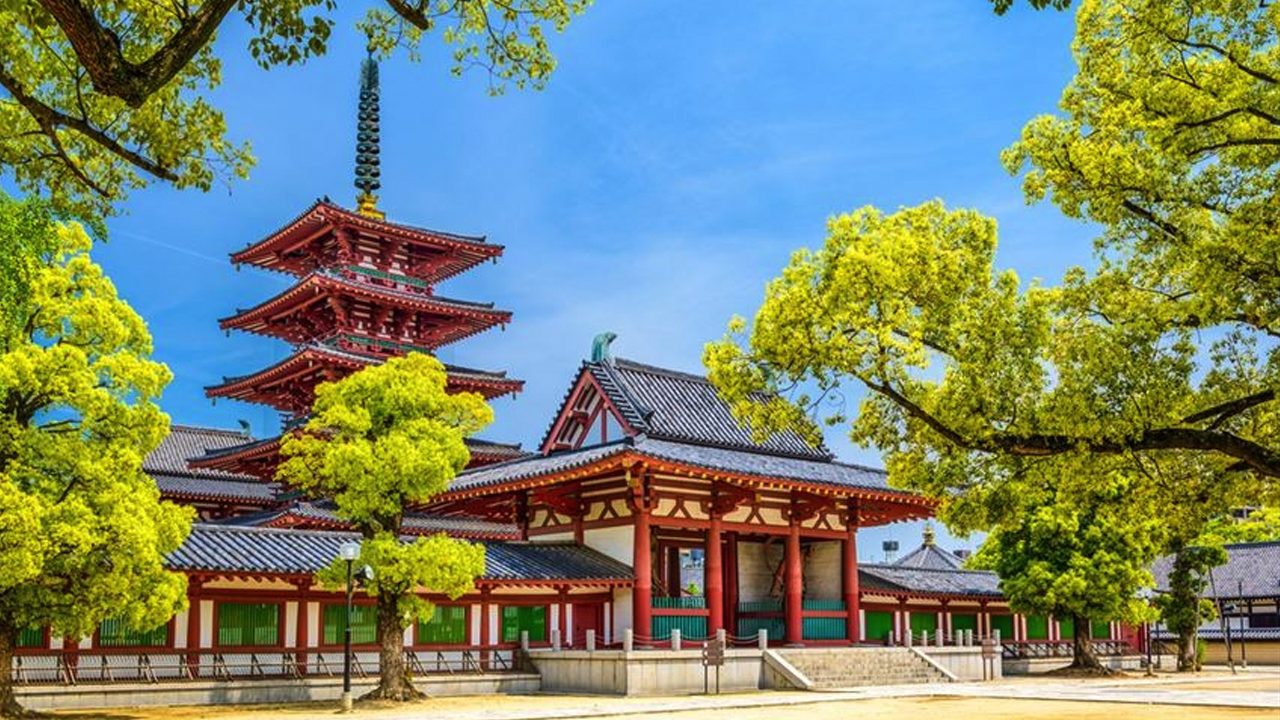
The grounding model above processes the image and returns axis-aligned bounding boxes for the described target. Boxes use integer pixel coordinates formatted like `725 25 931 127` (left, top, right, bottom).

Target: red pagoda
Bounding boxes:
191 56 525 480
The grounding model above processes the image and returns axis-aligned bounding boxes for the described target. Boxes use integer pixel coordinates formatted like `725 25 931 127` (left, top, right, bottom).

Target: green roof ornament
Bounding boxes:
591 331 617 363
354 47 383 219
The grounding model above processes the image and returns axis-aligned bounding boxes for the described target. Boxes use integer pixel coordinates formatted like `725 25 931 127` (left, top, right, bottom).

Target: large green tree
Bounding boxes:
965 456 1162 669
0 0 591 222
0 195 190 717
278 353 489 702
705 0 1276 668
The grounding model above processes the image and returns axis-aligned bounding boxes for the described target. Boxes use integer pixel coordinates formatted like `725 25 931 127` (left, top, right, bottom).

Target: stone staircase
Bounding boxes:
771 647 953 689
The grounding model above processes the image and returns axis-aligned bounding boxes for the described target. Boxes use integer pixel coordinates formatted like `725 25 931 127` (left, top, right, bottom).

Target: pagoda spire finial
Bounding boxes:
354 47 384 219
923 522 936 547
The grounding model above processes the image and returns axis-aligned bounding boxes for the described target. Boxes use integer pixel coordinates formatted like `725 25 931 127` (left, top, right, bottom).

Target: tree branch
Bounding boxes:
0 64 179 181
37 0 238 108
860 377 1280 477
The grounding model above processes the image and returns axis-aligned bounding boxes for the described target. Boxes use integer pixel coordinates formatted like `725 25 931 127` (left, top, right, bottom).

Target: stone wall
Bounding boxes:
915 646 1001 681
529 648 765 695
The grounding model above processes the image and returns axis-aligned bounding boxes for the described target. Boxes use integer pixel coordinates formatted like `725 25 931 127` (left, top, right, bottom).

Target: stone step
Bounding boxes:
775 648 949 689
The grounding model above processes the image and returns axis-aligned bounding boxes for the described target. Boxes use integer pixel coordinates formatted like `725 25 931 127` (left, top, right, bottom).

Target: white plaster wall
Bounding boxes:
173 611 189 649
306 602 319 648
488 605 498 646
198 600 214 649
737 541 782 603
469 604 482 645
284 602 298 648
583 525 632 564
534 531 574 543
804 541 842 599
612 588 633 637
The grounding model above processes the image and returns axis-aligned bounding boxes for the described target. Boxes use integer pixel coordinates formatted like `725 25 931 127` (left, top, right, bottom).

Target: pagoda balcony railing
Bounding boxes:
9 644 527 685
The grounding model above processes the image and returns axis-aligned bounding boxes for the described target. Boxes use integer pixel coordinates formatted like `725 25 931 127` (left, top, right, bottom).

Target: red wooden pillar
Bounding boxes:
632 480 652 639
480 589 491 670
186 579 202 677
724 532 739 637
785 521 803 645
558 586 570 647
706 514 724 635
295 583 309 674
842 526 860 644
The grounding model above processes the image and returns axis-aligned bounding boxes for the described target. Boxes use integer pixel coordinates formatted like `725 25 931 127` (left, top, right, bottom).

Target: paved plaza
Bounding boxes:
45 669 1280 720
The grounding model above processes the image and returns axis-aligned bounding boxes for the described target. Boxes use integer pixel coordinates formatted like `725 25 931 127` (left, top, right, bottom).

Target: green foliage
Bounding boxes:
965 457 1162 628
315 534 485 627
0 195 60 340
0 0 591 223
705 1 1277 667
0 197 190 709
278 353 491 696
991 0 1073 14
279 353 493 532
1155 543 1225 671
1199 507 1280 546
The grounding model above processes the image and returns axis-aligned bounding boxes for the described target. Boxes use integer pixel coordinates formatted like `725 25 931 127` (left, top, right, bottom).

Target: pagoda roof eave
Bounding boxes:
205 345 523 405
230 200 501 281
217 271 512 342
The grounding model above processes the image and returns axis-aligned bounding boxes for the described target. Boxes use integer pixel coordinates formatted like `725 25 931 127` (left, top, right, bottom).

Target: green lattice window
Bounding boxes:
864 611 894 641
1058 616 1075 639
951 614 978 632
98 618 168 647
323 604 377 645
418 605 467 645
989 615 1014 639
910 612 938 634
1091 621 1112 639
501 605 546 643
216 602 279 647
17 628 44 648
1024 615 1049 640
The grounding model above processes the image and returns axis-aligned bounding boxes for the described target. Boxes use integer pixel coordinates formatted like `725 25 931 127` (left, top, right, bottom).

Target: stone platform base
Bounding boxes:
16 673 541 711
529 649 765 695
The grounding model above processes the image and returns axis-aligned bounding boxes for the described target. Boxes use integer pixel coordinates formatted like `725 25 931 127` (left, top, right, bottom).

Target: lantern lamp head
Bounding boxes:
338 541 361 562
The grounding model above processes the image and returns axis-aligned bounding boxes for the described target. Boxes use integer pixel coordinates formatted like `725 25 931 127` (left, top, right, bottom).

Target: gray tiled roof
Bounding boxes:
222 500 517 539
592 359 832 460
153 474 282 503
1154 627 1280 641
449 435 899 496
859 564 1003 597
145 425 258 480
1151 541 1280 600
895 544 965 571
167 524 633 582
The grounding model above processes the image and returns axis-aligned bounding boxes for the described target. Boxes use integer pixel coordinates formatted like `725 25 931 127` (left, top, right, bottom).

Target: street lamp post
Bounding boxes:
338 541 361 713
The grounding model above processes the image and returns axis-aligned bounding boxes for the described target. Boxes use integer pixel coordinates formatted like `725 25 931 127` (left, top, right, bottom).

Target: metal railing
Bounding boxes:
10 645 522 686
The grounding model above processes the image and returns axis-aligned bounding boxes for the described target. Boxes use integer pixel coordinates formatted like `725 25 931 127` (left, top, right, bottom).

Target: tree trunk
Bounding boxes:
363 592 423 702
0 625 25 718
1068 614 1104 672
1177 628 1198 671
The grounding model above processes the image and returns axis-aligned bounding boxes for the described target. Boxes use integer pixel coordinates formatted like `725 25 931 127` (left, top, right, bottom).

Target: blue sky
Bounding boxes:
97 2 1092 558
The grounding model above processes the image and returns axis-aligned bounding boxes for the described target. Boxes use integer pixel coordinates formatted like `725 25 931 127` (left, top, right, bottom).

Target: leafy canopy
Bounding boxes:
0 194 190 645
0 0 591 222
967 456 1162 628
278 352 491 623
706 0 1279 501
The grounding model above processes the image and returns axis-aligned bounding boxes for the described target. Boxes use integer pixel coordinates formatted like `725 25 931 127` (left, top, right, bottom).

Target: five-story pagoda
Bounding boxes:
191 55 525 480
